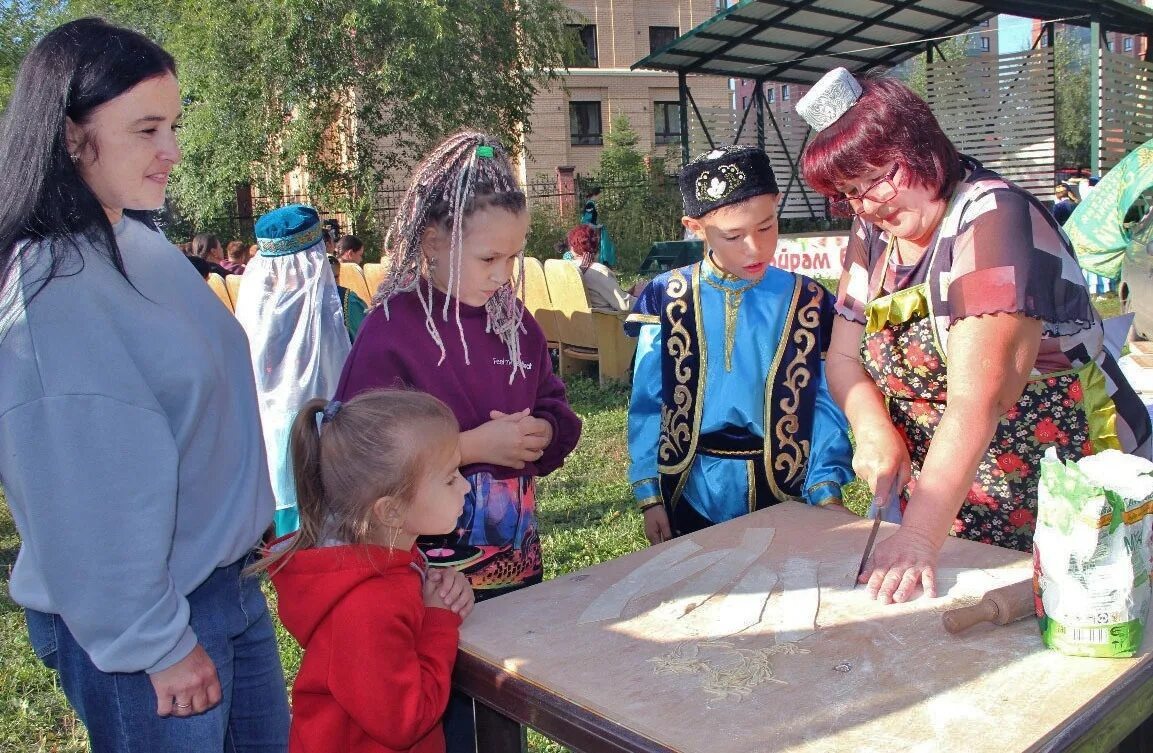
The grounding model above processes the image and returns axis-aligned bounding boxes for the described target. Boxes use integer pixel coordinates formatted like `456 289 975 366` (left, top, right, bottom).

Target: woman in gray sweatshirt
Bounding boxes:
0 19 289 752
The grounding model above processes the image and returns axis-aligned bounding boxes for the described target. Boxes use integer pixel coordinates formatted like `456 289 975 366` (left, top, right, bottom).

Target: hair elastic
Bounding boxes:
321 400 342 423
476 145 495 158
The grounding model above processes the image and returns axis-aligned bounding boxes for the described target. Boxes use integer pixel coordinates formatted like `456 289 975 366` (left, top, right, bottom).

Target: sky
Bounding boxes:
997 15 1036 54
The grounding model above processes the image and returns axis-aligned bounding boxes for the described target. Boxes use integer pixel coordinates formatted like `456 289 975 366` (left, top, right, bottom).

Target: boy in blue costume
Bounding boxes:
627 145 854 544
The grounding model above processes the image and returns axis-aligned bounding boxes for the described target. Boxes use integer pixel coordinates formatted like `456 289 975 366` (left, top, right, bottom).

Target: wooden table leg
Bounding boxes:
1050 664 1153 753
475 699 527 753
1117 715 1153 753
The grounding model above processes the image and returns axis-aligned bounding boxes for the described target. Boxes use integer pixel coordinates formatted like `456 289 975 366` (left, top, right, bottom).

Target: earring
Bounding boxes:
69 153 79 164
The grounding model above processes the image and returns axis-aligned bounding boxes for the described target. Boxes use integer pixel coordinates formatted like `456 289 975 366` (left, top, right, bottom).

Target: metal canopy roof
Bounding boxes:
632 0 1153 84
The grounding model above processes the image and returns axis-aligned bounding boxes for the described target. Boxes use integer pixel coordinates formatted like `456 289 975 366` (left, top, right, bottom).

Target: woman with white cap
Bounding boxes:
796 69 1151 604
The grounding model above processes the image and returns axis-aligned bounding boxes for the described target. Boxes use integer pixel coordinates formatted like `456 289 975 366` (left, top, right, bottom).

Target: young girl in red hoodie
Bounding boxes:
256 389 475 753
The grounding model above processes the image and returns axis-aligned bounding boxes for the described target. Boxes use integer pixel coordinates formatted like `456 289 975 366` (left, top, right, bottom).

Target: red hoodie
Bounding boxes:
271 543 462 753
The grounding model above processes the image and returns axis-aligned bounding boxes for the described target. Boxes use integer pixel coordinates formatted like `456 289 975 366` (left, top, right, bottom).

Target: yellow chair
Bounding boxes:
520 257 560 349
225 272 242 308
340 262 372 303
363 262 385 301
206 272 233 313
542 259 636 386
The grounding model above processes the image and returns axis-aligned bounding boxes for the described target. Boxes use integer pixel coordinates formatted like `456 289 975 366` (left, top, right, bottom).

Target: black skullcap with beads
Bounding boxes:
678 145 779 219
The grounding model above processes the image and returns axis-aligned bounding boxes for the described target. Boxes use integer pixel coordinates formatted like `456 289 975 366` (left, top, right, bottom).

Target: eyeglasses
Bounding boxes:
831 163 901 217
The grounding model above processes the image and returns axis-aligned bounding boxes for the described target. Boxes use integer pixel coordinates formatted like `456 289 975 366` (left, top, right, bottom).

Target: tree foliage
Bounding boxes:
590 116 683 270
2 0 575 233
900 35 970 101
0 1 63 111
1054 26 1090 171
596 115 647 211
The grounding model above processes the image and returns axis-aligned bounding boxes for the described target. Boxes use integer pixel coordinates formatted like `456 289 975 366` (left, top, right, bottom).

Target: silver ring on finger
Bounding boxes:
174 701 191 709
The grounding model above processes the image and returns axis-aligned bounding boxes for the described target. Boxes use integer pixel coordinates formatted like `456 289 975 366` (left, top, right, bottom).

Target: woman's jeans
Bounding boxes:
25 553 290 753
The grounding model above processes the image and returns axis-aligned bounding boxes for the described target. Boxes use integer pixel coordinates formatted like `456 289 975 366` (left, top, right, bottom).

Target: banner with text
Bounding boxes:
770 233 848 280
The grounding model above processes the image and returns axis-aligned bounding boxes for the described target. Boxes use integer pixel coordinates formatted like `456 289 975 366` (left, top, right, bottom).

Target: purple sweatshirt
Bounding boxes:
334 285 582 479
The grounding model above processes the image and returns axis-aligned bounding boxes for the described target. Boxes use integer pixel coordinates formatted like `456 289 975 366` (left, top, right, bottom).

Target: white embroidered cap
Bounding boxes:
796 67 863 132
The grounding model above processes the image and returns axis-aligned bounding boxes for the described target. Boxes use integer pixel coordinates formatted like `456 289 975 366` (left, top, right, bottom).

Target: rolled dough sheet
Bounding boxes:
769 557 820 643
579 539 702 624
678 564 779 638
628 550 730 604
613 528 776 639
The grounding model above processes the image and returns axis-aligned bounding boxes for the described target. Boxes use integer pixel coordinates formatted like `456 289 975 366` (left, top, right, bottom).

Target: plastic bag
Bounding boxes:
1033 448 1153 657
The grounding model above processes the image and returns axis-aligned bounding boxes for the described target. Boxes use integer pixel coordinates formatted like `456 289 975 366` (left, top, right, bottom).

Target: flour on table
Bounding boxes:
650 639 811 702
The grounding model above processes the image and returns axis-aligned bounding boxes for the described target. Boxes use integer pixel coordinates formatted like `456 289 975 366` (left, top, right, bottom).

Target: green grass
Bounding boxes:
0 494 89 752
1095 292 1122 321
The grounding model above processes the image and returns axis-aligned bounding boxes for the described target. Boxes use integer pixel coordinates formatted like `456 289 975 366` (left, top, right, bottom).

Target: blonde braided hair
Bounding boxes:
372 131 528 381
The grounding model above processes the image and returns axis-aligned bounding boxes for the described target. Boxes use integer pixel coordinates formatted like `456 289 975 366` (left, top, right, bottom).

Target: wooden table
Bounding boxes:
454 503 1153 753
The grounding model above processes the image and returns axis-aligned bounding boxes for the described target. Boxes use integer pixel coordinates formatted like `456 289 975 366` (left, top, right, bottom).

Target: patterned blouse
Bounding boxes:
833 157 1150 550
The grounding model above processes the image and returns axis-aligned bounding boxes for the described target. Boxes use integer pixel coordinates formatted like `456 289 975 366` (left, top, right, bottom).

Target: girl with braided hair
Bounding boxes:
335 132 582 751
334 130 581 598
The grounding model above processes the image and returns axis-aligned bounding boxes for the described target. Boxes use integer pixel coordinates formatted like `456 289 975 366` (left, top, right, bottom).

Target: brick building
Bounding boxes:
519 0 734 182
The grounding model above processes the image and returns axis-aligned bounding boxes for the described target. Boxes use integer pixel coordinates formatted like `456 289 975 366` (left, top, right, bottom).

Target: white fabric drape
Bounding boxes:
235 241 350 533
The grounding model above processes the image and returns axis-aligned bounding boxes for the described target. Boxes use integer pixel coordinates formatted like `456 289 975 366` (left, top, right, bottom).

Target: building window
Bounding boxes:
740 95 748 111
649 26 679 54
980 36 990 52
654 101 682 145
781 84 790 101
570 101 603 146
783 112 792 126
766 87 775 103
1125 37 1134 52
564 24 598 67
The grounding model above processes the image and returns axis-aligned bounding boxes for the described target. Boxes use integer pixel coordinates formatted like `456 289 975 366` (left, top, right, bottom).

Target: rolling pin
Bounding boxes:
941 579 1035 634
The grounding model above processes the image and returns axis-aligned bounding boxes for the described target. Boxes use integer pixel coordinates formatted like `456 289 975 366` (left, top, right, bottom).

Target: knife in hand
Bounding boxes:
854 491 899 588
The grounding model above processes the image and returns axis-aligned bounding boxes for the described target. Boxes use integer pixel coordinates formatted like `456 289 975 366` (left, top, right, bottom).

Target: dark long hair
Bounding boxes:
0 17 177 303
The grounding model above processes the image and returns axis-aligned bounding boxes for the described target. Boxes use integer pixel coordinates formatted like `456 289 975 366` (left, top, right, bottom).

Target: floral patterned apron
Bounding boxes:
859 236 1111 552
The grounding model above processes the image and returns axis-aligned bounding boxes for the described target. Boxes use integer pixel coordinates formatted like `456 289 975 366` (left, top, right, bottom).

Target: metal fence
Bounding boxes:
203 173 677 246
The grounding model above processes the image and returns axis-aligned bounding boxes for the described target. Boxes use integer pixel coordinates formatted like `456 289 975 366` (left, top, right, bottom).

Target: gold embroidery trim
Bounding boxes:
773 281 821 486
807 480 841 505
696 446 761 458
658 264 708 503
658 268 695 471
746 460 756 514
638 496 664 511
703 274 756 372
761 278 802 502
